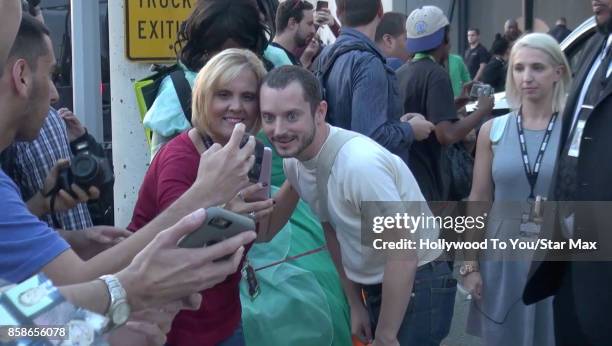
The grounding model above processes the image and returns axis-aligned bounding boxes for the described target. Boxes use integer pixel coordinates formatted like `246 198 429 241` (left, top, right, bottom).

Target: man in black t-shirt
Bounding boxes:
464 28 491 81
397 7 494 201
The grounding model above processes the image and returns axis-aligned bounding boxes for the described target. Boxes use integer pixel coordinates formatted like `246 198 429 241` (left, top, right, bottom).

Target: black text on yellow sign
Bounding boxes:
125 0 193 61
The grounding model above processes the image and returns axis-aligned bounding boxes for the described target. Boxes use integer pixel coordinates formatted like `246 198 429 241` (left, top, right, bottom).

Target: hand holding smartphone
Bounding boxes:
178 208 255 261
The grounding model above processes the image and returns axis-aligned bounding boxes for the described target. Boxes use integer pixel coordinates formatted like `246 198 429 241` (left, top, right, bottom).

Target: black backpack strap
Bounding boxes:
170 70 193 124
314 43 378 99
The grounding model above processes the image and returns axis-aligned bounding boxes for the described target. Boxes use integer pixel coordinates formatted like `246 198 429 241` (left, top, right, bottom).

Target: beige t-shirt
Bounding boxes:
283 126 441 284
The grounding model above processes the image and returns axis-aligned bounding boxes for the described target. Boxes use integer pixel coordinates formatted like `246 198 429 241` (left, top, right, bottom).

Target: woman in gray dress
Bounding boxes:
462 33 572 346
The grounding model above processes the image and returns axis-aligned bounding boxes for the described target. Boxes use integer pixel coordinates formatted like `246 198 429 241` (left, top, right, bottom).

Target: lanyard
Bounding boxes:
516 110 557 200
412 53 436 62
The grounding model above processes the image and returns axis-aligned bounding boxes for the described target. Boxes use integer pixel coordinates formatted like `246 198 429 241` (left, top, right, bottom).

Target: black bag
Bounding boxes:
446 143 475 201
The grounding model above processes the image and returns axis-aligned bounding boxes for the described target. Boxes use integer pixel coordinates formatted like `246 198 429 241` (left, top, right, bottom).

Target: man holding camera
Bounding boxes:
396 6 494 201
2 106 102 230
0 13 257 343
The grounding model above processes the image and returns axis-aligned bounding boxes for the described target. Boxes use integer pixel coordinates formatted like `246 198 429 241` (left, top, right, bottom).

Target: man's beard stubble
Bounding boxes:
276 120 316 159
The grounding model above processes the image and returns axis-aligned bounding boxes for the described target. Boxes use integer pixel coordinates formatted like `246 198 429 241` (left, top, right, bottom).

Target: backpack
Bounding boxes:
133 64 192 143
315 130 359 222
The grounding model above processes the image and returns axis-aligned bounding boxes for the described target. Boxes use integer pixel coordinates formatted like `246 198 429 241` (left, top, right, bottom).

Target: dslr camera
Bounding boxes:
57 137 114 195
469 83 495 98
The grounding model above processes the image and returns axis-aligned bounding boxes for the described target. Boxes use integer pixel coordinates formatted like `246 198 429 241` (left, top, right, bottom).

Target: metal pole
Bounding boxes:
70 0 103 141
523 0 534 32
108 0 151 226
457 0 468 56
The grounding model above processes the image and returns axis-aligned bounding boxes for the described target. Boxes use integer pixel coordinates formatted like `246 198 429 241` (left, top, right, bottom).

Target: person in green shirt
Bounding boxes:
447 53 472 97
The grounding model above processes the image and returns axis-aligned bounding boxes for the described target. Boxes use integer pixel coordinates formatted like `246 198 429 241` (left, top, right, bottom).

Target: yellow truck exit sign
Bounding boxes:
125 0 193 61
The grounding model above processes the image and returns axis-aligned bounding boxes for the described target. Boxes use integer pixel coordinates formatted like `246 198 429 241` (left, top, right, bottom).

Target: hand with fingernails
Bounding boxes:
226 183 275 221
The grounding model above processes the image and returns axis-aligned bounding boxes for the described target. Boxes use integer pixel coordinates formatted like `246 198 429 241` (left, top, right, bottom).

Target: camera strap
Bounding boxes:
515 110 558 200
41 186 63 229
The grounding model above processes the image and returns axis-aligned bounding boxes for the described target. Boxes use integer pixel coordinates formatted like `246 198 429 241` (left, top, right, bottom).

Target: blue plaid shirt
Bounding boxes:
10 108 93 230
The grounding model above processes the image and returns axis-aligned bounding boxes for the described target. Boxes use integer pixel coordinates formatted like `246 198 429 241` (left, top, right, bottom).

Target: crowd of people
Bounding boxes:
0 0 611 345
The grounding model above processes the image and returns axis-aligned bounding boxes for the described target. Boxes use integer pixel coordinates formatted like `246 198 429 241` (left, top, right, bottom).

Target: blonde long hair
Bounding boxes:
191 48 267 138
505 33 572 114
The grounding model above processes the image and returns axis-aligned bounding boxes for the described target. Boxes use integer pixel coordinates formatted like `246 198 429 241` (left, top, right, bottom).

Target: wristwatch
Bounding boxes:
99 274 130 331
459 263 479 277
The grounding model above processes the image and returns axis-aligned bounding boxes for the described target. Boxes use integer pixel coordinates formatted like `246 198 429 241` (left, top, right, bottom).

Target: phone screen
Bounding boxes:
316 1 328 11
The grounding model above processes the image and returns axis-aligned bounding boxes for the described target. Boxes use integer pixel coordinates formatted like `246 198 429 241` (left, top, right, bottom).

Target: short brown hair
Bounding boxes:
262 65 322 114
336 0 381 27
375 12 407 42
275 0 314 34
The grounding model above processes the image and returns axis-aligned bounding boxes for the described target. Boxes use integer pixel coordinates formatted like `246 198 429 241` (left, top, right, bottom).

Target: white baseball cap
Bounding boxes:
405 6 449 53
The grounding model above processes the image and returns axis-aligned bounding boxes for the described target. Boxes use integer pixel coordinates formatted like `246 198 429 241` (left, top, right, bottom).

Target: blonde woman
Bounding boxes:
463 33 572 346
128 49 274 346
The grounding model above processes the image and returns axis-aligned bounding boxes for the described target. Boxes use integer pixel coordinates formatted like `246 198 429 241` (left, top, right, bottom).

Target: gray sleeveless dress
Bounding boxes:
466 112 560 346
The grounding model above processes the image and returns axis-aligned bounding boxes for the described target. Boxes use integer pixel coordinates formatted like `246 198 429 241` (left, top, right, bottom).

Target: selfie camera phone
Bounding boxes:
316 0 329 11
238 135 266 183
247 147 272 202
245 146 272 233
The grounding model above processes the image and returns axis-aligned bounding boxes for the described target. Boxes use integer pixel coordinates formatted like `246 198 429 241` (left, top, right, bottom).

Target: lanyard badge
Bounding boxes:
516 111 556 239
520 196 545 239
242 260 260 300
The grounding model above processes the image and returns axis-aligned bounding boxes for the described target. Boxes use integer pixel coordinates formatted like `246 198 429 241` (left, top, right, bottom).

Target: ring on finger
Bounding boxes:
238 191 244 201
248 211 256 219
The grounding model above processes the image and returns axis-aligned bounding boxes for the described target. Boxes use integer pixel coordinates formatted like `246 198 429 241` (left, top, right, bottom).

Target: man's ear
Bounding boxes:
288 17 298 31
10 58 31 97
316 100 328 123
382 34 394 48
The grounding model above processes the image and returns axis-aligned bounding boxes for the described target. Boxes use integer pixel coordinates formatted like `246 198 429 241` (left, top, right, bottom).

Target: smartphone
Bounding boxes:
316 0 328 11
178 207 255 255
469 83 494 99
246 147 272 234
247 147 272 202
238 135 265 183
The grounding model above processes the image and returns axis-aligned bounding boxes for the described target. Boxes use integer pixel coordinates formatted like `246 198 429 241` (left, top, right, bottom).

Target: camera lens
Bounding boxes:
209 217 232 229
71 155 99 186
